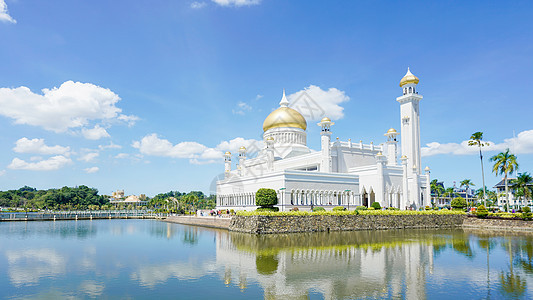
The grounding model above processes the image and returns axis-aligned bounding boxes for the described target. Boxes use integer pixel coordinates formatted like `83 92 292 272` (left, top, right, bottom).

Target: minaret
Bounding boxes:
317 117 334 172
224 151 232 178
397 68 423 175
238 146 246 176
384 128 399 166
425 166 431 207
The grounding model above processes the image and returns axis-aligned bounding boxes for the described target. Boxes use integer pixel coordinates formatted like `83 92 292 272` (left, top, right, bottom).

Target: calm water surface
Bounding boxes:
1 219 533 299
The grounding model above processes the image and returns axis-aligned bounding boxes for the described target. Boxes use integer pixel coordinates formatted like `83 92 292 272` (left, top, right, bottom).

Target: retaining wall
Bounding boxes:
166 216 231 229
229 214 466 234
463 217 533 232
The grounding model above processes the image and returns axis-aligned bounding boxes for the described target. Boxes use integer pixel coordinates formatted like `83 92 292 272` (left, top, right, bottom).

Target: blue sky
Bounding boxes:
1 0 532 196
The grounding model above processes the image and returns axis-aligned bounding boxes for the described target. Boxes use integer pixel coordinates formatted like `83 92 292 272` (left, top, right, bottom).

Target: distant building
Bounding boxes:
109 191 148 207
494 178 532 210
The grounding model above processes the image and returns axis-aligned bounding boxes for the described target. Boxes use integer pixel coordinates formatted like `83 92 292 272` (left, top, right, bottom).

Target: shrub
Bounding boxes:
312 207 326 212
333 206 345 211
425 205 431 210
371 202 382 210
523 206 532 221
230 209 235 215
255 188 278 208
451 197 467 209
256 207 279 212
355 206 367 210
367 207 375 210
236 210 465 217
476 205 488 218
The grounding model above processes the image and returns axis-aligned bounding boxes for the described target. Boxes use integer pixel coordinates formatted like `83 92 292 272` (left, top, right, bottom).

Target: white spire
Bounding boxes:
279 89 289 107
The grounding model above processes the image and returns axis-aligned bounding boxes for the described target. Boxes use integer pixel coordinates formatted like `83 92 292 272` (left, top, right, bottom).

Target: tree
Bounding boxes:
430 179 444 205
491 149 519 209
451 196 466 209
255 188 278 208
511 173 533 209
460 179 475 209
468 132 489 201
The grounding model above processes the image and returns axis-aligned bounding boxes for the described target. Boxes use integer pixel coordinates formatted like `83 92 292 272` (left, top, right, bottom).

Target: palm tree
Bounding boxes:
444 187 457 206
511 173 533 209
430 179 444 206
490 149 519 209
468 132 489 201
460 179 475 209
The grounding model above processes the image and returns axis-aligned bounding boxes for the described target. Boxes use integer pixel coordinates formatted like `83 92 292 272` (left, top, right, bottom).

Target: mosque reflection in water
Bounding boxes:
2 220 533 299
161 224 533 299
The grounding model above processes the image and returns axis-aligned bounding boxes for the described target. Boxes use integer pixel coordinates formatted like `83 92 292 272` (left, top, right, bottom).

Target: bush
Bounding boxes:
371 202 382 210
476 205 488 218
387 207 399 210
523 206 532 220
355 206 367 210
425 205 431 210
236 210 465 217
255 188 278 208
451 197 467 209
367 207 375 210
312 207 326 212
333 206 345 211
256 207 279 212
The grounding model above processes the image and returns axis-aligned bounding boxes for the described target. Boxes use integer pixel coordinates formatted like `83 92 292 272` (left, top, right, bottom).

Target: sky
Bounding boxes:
1 0 532 197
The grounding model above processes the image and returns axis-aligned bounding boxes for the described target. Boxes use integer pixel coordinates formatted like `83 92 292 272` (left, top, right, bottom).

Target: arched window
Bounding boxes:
409 87 412 93
404 88 407 95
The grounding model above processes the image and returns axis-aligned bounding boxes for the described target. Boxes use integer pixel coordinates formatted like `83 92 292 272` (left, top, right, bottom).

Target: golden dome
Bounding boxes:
321 117 331 122
239 146 246 150
385 128 398 136
225 151 231 155
399 68 419 87
263 107 307 132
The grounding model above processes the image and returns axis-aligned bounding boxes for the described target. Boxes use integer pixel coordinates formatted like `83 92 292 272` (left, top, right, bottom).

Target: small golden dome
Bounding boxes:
266 136 274 141
263 107 307 132
225 151 231 155
239 146 246 150
399 68 419 87
321 117 331 122
387 128 397 134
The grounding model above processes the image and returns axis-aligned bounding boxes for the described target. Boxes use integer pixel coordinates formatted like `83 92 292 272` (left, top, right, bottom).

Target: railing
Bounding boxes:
0 210 168 221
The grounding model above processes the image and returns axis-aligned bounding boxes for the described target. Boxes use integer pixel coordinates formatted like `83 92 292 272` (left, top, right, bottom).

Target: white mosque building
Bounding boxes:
216 69 431 211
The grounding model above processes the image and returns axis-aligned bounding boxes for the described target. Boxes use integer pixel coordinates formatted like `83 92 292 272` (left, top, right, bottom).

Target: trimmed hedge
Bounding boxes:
475 205 488 218
312 207 326 212
333 206 345 211
256 207 279 212
371 202 381 210
255 188 278 207
236 209 465 217
451 197 466 209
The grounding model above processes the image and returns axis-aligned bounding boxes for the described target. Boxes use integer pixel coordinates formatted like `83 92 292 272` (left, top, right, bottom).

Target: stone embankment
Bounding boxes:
228 214 465 234
166 215 231 229
463 217 533 232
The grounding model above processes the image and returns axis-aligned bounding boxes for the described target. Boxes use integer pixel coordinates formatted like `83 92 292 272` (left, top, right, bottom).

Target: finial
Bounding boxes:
279 89 289 107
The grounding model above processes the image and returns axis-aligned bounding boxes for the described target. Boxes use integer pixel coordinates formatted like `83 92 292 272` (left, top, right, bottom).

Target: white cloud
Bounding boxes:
211 0 261 6
78 152 99 163
82 125 110 140
288 85 349 121
421 129 533 157
114 153 130 159
98 142 122 150
13 138 70 155
84 167 99 174
0 0 16 24
8 156 72 171
191 1 207 9
132 134 262 164
232 101 252 115
0 81 137 133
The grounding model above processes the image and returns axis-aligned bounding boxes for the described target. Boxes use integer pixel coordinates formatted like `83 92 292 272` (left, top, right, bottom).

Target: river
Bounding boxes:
1 219 532 299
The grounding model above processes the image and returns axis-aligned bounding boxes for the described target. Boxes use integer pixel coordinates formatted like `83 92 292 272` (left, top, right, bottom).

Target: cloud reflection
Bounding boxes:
5 249 66 287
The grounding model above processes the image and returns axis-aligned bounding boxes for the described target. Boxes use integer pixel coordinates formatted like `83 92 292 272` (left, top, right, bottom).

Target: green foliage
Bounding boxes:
371 202 382 210
355 206 367 210
451 196 467 209
255 188 278 207
425 205 431 210
255 255 279 275
256 207 279 212
476 205 489 218
312 207 326 212
333 206 345 211
522 206 532 220
236 209 465 217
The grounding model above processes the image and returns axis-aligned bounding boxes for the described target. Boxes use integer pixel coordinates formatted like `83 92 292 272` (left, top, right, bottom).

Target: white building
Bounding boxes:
216 69 431 211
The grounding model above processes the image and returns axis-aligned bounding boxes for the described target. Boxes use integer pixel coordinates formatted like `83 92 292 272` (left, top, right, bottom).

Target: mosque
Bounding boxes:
216 69 431 211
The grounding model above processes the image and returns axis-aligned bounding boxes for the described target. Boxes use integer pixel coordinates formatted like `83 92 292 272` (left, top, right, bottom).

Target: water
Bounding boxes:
1 220 532 299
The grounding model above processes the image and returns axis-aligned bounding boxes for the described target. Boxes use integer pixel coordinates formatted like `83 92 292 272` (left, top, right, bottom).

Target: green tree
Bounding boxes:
255 188 278 208
511 173 533 209
490 149 519 209
468 132 489 201
460 179 475 209
451 196 466 209
430 179 444 205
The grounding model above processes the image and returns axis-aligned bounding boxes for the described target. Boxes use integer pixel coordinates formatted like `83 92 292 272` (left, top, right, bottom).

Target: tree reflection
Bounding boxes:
499 271 526 298
182 227 199 245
